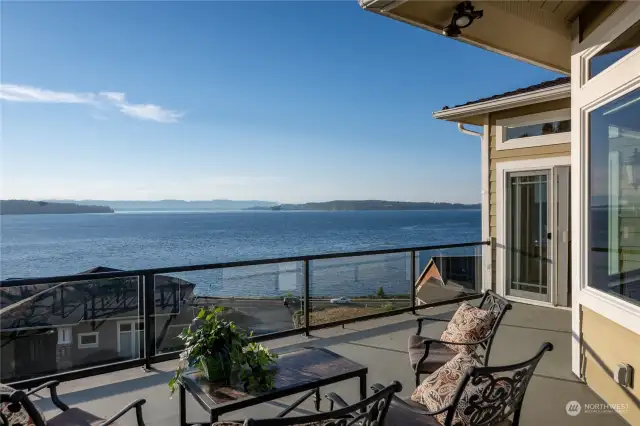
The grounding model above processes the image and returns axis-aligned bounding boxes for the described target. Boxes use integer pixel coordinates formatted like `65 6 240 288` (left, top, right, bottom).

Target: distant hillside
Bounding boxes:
46 199 278 211
250 200 480 211
1 200 114 215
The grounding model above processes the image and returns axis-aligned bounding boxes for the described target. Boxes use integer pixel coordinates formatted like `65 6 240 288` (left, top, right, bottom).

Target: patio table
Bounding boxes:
177 347 368 425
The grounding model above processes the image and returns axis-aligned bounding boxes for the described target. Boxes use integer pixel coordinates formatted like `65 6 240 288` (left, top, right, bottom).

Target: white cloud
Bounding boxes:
0 83 183 123
117 102 183 123
99 91 126 103
0 83 95 104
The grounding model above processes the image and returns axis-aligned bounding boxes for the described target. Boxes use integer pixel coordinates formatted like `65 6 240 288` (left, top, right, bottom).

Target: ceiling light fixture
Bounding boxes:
443 1 483 38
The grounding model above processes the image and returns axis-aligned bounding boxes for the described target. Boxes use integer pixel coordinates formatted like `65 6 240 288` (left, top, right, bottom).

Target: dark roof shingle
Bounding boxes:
441 77 570 111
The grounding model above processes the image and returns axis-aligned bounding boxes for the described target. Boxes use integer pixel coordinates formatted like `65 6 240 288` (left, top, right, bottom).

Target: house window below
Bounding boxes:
78 332 99 348
505 119 571 140
589 87 640 306
57 327 72 345
496 109 571 151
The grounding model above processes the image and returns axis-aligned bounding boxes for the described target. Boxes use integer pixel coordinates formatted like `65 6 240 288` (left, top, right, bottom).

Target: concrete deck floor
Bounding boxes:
30 301 628 425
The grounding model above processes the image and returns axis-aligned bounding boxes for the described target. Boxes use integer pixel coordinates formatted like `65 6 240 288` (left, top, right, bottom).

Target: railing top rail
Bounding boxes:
0 240 489 287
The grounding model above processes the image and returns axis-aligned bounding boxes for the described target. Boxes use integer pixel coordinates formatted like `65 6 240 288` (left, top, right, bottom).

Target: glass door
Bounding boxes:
507 171 551 302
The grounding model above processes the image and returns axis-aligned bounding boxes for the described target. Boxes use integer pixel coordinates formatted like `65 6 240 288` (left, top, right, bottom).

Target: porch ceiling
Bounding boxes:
359 0 592 74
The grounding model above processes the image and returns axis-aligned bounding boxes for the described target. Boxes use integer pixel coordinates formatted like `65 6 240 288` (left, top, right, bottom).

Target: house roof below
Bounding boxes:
432 77 571 125
443 77 570 110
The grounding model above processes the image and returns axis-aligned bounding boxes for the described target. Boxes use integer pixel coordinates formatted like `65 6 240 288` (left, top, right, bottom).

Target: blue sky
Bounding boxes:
0 1 560 204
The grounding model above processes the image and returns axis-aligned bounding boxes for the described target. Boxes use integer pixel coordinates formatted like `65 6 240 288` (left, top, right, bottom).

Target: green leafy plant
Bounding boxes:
168 307 278 395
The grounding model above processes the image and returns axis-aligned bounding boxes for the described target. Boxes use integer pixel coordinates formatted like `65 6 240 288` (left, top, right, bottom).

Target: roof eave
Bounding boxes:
432 83 571 122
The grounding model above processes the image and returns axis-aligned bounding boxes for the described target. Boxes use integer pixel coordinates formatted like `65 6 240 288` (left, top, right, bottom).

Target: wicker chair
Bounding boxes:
212 381 402 426
0 380 146 426
408 290 512 386
329 343 553 426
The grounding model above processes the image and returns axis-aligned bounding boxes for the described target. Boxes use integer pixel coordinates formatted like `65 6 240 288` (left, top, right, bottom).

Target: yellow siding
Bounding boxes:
487 98 571 293
581 307 640 425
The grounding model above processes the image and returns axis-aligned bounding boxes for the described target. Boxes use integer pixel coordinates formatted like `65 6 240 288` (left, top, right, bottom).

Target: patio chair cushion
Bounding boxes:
46 407 107 426
408 336 457 374
411 352 514 426
440 302 494 355
1 401 38 426
411 352 479 425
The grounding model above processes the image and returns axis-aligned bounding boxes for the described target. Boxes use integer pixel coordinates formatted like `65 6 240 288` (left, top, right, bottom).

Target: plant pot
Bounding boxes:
200 354 230 383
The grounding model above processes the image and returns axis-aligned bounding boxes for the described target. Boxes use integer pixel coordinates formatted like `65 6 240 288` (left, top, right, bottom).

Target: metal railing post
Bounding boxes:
143 273 156 370
303 260 310 337
410 251 416 314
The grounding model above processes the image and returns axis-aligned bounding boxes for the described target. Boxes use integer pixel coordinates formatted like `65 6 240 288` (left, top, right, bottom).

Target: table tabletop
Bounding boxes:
179 347 367 417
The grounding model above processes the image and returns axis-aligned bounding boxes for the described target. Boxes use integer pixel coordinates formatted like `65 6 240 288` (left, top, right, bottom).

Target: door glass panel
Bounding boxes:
589 88 640 306
589 20 640 79
508 172 550 301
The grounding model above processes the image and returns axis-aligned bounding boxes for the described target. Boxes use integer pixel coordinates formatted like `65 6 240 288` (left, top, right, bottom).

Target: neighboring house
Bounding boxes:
415 255 480 305
360 1 640 424
0 267 198 382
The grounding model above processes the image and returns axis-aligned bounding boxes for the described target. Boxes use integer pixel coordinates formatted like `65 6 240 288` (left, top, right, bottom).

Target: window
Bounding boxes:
589 88 640 307
57 327 72 345
505 119 571 140
496 109 571 151
589 19 640 80
78 332 99 348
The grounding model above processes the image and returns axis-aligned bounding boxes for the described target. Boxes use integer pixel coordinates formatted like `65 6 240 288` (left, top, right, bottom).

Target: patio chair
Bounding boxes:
0 380 146 426
328 343 553 426
409 290 512 386
212 381 402 426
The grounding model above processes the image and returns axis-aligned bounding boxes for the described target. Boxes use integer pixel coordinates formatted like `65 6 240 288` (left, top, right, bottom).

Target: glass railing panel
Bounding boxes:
308 252 412 326
415 245 482 306
0 276 141 382
154 262 303 353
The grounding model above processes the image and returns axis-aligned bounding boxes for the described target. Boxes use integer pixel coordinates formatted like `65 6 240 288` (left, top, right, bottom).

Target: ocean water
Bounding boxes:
0 210 481 296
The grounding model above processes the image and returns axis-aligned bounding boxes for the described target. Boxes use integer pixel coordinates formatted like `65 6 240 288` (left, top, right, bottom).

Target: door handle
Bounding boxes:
547 232 552 240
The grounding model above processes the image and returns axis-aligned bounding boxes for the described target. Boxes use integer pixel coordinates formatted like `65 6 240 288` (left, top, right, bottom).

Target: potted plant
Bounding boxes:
168 307 278 395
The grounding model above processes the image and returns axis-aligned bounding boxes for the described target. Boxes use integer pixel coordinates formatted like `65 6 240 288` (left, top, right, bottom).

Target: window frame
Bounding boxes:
581 11 640 86
571 1 640 354
77 332 99 349
495 108 571 151
57 327 72 345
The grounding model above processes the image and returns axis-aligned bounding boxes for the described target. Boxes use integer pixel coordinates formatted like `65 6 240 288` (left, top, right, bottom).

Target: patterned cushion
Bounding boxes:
0 401 37 426
411 352 514 426
440 302 494 355
0 384 39 426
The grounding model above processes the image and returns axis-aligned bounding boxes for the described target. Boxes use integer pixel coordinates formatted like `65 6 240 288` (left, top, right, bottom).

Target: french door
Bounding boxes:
507 170 552 302
502 165 571 306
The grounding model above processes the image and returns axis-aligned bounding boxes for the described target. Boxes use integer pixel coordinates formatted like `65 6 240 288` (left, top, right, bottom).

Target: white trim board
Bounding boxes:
495 156 571 308
495 108 571 151
482 117 492 292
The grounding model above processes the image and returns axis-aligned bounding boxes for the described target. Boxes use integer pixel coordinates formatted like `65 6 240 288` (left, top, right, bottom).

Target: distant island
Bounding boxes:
248 200 480 211
46 199 278 211
1 200 114 215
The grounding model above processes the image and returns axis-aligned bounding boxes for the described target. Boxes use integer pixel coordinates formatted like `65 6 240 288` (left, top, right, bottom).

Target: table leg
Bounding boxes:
359 374 367 413
314 387 321 411
210 412 218 424
179 384 187 426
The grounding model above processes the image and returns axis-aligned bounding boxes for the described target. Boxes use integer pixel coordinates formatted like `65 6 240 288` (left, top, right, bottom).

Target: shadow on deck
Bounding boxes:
31 302 627 425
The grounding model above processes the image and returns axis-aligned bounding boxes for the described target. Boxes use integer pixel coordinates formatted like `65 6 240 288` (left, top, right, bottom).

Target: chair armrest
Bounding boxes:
102 399 146 426
26 381 69 412
325 392 350 412
370 383 385 393
371 383 450 417
389 396 451 416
